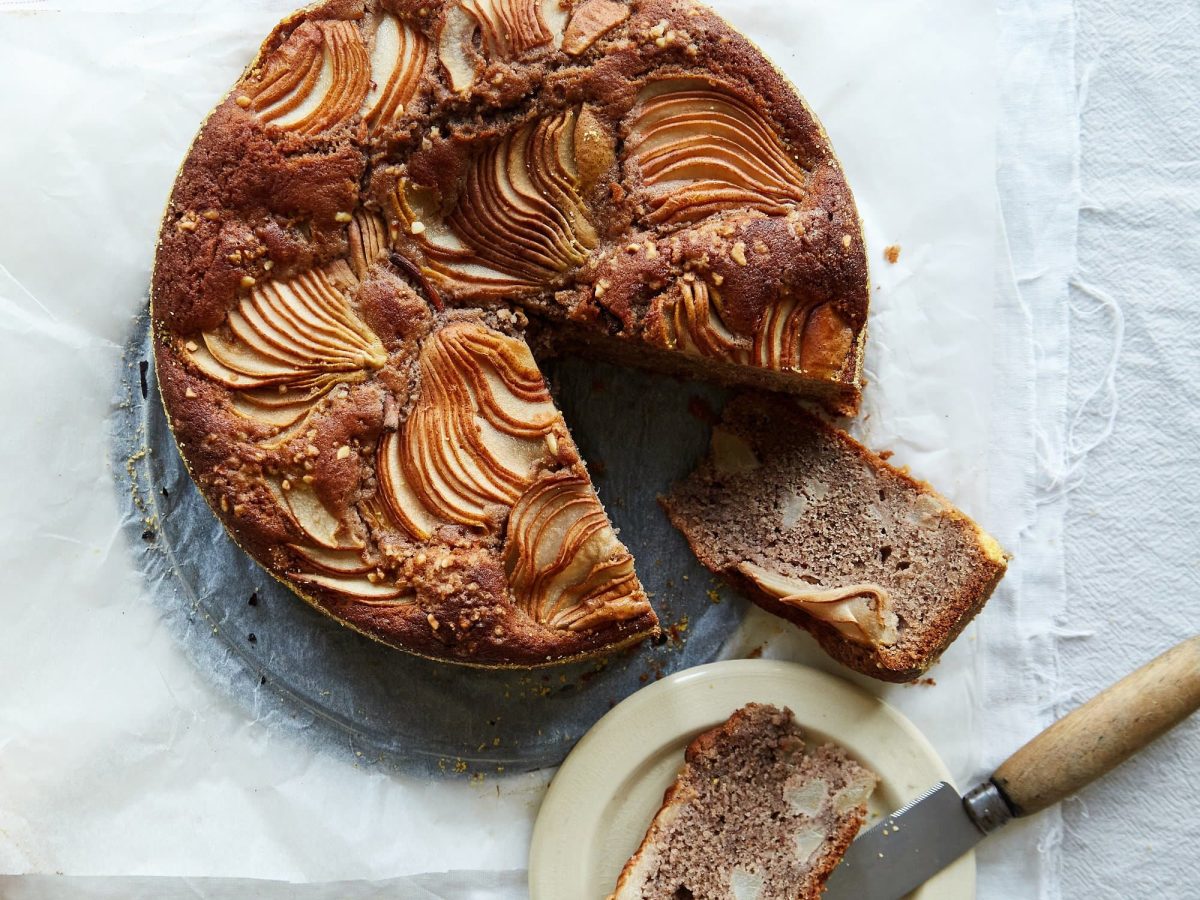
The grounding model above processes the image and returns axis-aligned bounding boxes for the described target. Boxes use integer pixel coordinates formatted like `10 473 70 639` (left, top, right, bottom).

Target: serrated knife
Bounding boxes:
823 635 1200 900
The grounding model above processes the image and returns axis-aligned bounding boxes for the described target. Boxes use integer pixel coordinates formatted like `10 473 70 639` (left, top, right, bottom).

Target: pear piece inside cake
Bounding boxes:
612 704 876 900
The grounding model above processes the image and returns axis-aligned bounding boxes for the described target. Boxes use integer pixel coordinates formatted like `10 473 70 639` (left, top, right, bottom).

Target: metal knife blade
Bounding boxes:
821 781 1002 900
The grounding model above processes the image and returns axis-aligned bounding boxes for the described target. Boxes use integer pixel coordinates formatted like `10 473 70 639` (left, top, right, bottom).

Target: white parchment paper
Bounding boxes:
0 0 1056 896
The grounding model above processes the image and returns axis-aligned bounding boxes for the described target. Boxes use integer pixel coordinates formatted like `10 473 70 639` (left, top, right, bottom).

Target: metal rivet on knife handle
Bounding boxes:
962 781 1013 834
992 634 1200 817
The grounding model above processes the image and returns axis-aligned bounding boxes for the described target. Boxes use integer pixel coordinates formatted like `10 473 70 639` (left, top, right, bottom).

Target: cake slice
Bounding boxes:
662 394 1009 682
611 703 875 900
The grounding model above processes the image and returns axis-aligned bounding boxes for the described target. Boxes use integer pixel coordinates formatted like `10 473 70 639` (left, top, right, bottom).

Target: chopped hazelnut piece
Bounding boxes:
336 445 352 460
731 241 748 266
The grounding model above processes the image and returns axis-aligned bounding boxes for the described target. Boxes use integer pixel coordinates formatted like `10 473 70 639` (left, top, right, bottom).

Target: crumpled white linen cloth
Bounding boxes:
0 0 1125 895
1051 0 1200 896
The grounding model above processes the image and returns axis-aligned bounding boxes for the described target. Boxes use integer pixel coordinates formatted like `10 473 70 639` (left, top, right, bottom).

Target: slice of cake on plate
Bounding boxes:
611 703 876 900
662 394 1009 682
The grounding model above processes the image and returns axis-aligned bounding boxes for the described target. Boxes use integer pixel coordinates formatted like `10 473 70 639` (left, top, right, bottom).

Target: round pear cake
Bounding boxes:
151 0 870 666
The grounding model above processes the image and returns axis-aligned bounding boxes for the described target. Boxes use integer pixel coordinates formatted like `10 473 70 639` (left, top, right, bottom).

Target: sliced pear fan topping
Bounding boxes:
266 477 414 605
298 571 414 604
377 431 444 541
562 0 630 55
626 80 808 226
361 13 429 129
663 278 748 362
504 472 650 632
438 0 564 93
378 322 562 536
400 108 600 294
467 0 561 57
247 21 369 135
737 563 899 648
438 1 479 93
348 210 389 281
754 295 805 371
268 476 362 550
752 297 853 376
184 261 387 429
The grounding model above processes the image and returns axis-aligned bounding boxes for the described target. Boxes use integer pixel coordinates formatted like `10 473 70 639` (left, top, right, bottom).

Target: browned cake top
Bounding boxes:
151 0 869 666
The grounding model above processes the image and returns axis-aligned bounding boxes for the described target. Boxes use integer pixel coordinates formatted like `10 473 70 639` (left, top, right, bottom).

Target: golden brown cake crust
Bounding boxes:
151 0 869 666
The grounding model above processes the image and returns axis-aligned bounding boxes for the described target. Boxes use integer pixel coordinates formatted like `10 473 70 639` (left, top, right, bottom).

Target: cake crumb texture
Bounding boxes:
662 394 1009 681
611 703 876 899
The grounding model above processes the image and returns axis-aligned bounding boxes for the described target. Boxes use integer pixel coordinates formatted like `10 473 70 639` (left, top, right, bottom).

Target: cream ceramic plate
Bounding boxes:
529 659 974 900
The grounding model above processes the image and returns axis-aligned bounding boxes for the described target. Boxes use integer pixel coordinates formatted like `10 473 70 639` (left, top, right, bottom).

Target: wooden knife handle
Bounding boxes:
992 635 1200 817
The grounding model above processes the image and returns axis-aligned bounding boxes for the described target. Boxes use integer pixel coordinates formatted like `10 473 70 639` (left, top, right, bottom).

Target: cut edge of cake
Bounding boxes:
661 393 1010 682
610 703 876 900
